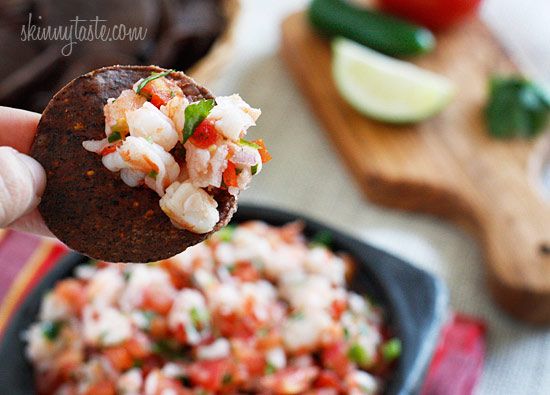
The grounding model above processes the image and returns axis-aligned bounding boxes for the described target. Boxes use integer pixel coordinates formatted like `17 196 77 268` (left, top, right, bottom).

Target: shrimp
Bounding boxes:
207 94 261 141
102 136 180 196
159 181 219 234
126 102 179 151
104 89 146 136
184 141 228 188
160 95 189 140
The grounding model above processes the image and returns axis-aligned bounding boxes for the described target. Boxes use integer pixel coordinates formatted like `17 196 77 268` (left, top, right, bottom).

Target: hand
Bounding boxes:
0 106 52 236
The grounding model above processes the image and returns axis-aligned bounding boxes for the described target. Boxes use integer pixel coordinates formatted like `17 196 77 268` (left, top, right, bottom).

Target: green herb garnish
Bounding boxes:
290 311 305 320
41 320 62 341
182 99 216 143
485 75 550 139
310 230 332 248
136 69 175 94
251 164 259 175
347 343 369 366
132 359 144 368
265 362 277 375
216 225 235 242
239 138 261 149
148 170 158 179
382 338 401 362
343 327 350 340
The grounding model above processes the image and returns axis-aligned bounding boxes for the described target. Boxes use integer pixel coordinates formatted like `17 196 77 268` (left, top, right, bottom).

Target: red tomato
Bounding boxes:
187 359 232 391
140 78 177 108
314 370 342 390
104 346 134 371
141 289 173 315
379 0 482 30
222 161 239 188
231 339 266 377
231 260 260 282
321 342 352 378
253 139 272 163
55 279 87 314
190 120 218 149
83 380 116 395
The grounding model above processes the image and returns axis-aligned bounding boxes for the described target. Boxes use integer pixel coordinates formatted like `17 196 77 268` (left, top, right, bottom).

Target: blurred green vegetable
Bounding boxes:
485 76 550 139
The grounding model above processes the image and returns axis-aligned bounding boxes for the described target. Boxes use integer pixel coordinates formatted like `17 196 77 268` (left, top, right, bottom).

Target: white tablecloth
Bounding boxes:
209 1 550 394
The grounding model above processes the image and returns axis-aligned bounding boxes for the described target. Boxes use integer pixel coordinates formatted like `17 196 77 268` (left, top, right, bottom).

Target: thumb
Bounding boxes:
0 146 46 227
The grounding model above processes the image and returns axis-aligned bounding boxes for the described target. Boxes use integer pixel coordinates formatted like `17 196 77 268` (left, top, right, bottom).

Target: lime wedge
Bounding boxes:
332 38 455 123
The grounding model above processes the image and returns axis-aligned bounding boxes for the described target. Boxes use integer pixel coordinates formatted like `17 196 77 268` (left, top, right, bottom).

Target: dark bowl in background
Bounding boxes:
0 204 448 395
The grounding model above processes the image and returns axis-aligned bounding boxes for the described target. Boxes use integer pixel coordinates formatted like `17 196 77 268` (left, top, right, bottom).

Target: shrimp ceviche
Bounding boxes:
25 222 400 395
83 70 271 234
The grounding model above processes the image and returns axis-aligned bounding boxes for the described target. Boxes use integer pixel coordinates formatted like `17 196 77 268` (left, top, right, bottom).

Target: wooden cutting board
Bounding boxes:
281 12 550 324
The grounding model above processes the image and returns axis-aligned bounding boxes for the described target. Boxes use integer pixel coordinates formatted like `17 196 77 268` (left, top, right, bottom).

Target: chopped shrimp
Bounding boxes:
184 141 228 188
126 102 179 151
159 181 219 234
104 89 146 136
207 94 261 141
103 137 180 196
161 95 189 139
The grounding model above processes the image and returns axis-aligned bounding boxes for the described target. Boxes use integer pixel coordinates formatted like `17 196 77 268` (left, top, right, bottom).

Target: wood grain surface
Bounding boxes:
281 12 550 324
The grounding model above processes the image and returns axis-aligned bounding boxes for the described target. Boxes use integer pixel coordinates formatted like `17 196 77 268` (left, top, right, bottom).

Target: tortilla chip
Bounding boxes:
31 65 237 262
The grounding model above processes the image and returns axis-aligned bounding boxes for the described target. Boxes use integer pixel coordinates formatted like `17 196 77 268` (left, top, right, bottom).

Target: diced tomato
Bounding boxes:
232 339 266 377
256 329 283 351
141 355 164 377
124 336 150 360
141 289 173 315
150 371 193 395
104 346 133 372
213 311 256 338
253 139 272 163
322 342 352 378
139 78 178 108
231 260 260 282
260 367 319 394
330 299 347 320
149 316 169 338
83 380 116 395
223 161 239 188
190 120 219 149
160 260 190 289
100 145 118 156
187 359 232 391
55 279 87 314
314 370 342 390
56 349 83 380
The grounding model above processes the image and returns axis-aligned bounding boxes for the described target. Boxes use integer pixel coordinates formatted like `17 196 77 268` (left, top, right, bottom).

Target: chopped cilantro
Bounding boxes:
239 138 261 149
290 311 305 320
265 362 277 375
107 131 122 143
148 170 158 179
136 69 175 94
251 164 259 175
310 230 332 248
216 225 235 242
182 99 215 143
132 359 143 368
41 321 62 341
343 327 350 340
382 338 401 362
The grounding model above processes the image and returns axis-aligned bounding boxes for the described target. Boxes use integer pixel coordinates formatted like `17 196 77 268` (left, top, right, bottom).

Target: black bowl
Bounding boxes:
0 204 448 395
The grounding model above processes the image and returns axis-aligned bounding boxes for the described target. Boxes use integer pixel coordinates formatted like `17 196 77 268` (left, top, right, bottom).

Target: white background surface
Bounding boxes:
209 0 550 394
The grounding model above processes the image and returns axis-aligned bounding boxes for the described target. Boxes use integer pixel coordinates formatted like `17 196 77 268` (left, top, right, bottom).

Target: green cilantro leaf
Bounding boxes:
42 320 62 341
347 343 369 365
136 69 175 94
310 230 332 248
107 131 121 143
239 138 261 149
216 225 236 242
182 99 216 143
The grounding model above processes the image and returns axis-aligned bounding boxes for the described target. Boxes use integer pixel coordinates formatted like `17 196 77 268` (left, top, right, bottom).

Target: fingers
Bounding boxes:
0 106 41 154
8 209 54 238
0 147 47 229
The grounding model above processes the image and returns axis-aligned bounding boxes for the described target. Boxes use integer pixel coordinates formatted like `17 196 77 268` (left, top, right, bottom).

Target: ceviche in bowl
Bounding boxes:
0 205 447 395
24 221 399 395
